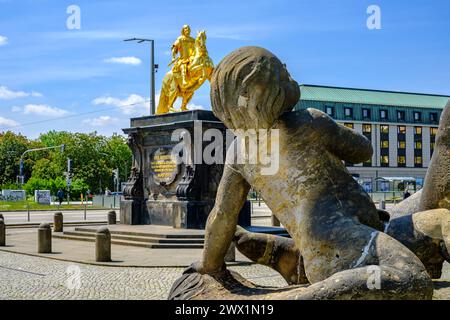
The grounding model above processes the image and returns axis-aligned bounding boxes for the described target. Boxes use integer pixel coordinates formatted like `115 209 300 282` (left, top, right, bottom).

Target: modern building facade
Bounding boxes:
295 85 449 192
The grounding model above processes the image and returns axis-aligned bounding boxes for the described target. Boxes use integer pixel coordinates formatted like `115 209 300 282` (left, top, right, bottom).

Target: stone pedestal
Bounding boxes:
95 227 111 262
38 223 52 253
121 110 251 229
107 210 117 225
53 212 63 232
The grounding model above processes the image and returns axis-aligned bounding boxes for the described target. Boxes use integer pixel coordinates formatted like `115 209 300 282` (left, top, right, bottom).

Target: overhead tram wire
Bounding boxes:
0 99 151 131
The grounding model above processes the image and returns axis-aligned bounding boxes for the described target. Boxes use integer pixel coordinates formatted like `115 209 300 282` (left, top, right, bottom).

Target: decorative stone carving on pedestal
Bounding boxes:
121 110 251 229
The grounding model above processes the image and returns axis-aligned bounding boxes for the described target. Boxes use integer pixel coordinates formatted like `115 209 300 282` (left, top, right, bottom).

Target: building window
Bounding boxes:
430 112 438 122
414 156 422 167
397 126 406 134
380 109 388 120
397 110 405 121
344 107 353 118
398 156 406 167
363 124 371 133
381 140 389 148
362 108 371 119
414 127 422 135
430 127 438 135
344 123 354 129
326 106 334 117
380 125 389 134
381 155 389 167
414 141 422 149
398 141 406 149
413 111 422 122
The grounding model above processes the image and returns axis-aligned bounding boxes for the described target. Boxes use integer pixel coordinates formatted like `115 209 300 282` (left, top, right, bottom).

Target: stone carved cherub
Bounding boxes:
169 46 449 300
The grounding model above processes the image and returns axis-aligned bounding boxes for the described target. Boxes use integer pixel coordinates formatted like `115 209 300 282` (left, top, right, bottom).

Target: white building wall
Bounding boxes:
405 126 414 167
371 124 377 166
388 125 397 167
422 127 431 168
375 124 381 166
353 123 363 166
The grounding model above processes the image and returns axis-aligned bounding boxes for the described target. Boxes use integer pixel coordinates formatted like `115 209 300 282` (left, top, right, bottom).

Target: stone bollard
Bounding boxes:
271 214 281 227
95 227 111 262
107 210 117 225
225 242 236 262
38 223 52 253
53 212 63 232
0 218 5 246
379 200 386 210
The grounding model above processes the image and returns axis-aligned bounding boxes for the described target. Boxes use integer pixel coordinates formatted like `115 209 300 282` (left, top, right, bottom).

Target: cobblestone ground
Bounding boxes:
0 251 286 300
1 251 448 300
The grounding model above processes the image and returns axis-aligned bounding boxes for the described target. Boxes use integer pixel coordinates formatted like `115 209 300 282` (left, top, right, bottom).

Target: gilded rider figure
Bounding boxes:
171 25 196 87
156 25 213 115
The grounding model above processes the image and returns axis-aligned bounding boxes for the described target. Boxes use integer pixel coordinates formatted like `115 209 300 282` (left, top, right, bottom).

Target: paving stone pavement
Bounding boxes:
0 251 287 300
1 251 448 300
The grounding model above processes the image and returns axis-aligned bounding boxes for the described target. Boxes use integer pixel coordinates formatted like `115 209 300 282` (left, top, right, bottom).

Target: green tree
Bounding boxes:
0 131 40 185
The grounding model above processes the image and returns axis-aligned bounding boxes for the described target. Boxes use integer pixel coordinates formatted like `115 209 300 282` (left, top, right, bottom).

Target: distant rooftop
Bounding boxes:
300 84 450 109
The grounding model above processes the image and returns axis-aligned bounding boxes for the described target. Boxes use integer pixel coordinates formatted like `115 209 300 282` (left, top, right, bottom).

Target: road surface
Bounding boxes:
0 209 112 224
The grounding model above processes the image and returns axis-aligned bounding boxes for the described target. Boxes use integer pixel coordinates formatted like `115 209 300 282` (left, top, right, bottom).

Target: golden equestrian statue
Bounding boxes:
156 25 214 114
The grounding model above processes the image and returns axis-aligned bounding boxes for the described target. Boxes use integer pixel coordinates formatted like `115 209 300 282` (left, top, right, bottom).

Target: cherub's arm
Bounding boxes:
201 165 250 273
309 109 373 164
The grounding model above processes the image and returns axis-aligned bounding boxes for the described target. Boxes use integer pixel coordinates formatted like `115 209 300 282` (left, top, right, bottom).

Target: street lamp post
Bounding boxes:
124 38 157 115
18 144 65 185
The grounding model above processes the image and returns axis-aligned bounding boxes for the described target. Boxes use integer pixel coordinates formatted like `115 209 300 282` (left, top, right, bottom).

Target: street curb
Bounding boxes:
5 221 108 229
0 247 253 269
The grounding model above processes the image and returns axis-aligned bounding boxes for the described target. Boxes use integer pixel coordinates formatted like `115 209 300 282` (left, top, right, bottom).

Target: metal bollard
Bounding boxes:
224 242 236 262
53 212 63 232
271 214 281 227
95 227 111 262
0 218 5 246
107 210 116 225
379 200 386 210
38 223 52 253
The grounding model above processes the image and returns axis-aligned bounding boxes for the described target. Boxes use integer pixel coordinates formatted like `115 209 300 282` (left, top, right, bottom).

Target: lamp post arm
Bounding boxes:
19 144 65 178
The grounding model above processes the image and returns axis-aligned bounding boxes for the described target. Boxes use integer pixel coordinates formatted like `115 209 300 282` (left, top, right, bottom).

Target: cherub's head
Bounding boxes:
211 46 300 130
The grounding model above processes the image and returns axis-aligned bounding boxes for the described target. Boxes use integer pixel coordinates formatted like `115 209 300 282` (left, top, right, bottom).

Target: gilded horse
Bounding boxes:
156 31 214 114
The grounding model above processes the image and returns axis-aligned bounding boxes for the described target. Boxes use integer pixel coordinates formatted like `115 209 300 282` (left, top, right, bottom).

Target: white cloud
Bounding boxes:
92 94 149 115
187 103 205 110
0 86 43 99
0 116 19 128
83 116 119 127
31 91 43 97
11 106 22 112
172 99 205 111
92 93 205 115
23 104 69 117
104 56 141 65
0 35 7 46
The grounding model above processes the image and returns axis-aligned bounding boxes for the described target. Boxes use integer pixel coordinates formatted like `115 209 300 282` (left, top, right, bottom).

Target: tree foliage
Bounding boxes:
0 130 132 197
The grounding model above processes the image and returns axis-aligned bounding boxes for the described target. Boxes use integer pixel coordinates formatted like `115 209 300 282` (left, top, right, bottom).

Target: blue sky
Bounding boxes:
0 0 449 138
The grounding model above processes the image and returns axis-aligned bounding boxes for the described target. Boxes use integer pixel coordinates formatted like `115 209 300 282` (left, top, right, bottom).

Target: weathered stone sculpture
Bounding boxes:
168 46 434 300
231 100 450 281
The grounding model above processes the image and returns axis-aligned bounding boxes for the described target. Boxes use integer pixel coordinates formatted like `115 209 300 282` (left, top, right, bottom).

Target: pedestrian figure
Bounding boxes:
56 189 64 205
